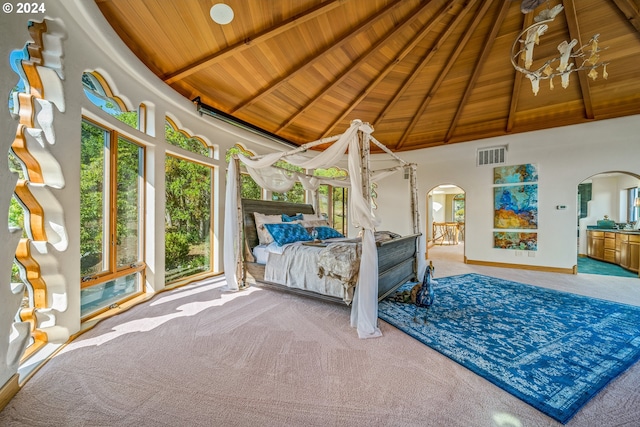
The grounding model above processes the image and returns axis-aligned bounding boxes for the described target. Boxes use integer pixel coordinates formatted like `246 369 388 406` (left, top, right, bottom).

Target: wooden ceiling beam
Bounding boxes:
275 0 433 133
396 0 492 150
162 0 344 85
372 0 472 129
506 9 534 132
230 0 404 114
320 1 455 137
612 0 640 33
563 0 595 119
444 0 511 142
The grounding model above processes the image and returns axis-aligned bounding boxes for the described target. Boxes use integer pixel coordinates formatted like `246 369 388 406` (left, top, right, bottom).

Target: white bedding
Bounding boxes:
252 244 271 265
254 233 399 304
262 239 359 304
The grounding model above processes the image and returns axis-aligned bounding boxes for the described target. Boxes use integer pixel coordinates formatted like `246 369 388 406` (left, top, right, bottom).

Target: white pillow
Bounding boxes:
302 213 324 221
254 212 282 245
300 218 330 228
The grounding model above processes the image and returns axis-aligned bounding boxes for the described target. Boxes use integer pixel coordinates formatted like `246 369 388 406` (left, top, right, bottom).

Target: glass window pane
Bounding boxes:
81 121 109 276
332 187 348 235
240 174 261 199
165 155 212 283
454 194 465 223
165 120 210 157
272 182 305 203
116 137 143 268
82 72 138 130
81 273 140 317
318 185 330 217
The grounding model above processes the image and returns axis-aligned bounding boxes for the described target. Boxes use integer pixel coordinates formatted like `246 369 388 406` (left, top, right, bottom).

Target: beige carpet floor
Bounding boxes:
1 244 639 426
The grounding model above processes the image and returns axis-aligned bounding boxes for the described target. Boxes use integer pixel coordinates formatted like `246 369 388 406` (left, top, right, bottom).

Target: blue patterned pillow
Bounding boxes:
264 223 312 246
281 213 304 222
313 226 344 240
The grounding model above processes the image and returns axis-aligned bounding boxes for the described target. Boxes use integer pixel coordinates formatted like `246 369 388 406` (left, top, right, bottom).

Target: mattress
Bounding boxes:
252 244 270 265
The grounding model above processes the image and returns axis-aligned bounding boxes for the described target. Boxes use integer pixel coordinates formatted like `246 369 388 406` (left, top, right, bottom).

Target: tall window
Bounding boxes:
453 194 465 222
271 161 305 203
319 186 348 235
226 145 261 200
164 155 213 283
316 168 349 235
80 119 145 318
627 187 639 223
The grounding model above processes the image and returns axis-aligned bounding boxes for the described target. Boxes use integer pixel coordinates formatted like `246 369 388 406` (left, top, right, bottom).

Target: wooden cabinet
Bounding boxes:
629 234 640 273
587 231 604 260
587 230 640 274
604 232 616 263
619 233 630 269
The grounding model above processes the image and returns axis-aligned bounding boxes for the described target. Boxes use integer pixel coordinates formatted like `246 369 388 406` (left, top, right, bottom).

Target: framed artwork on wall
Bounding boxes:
494 184 538 229
493 163 539 251
494 163 538 184
493 231 538 250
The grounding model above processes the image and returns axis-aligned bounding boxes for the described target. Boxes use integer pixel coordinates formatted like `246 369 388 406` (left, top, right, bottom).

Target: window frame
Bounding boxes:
627 187 639 223
163 151 216 284
80 116 146 317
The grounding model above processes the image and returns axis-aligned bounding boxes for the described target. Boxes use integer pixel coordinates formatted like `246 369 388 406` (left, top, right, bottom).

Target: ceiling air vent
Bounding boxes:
477 146 506 166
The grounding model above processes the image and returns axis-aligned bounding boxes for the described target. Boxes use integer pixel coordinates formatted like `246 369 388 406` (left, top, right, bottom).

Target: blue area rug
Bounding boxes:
378 273 640 424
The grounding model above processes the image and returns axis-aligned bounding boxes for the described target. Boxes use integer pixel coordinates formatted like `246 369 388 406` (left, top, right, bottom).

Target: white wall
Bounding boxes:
372 115 640 274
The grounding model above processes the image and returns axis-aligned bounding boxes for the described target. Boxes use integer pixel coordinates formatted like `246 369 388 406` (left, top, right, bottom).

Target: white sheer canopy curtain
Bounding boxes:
223 119 385 338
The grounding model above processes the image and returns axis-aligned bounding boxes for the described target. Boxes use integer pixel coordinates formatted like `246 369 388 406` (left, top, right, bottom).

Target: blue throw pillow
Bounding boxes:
264 223 312 246
281 213 304 222
313 226 344 240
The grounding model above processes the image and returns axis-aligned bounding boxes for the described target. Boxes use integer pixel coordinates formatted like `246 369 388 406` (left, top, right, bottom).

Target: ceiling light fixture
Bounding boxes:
210 3 234 25
510 3 609 96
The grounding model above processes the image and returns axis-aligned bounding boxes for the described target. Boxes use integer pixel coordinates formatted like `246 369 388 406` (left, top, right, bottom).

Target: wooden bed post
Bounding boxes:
233 155 246 288
359 129 371 207
408 163 420 280
409 163 419 235
311 173 320 214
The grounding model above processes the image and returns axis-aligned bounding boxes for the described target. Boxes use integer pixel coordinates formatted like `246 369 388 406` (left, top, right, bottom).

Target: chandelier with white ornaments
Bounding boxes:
510 2 609 96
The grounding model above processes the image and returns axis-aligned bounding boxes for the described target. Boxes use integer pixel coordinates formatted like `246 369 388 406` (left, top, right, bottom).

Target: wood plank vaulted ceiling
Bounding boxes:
96 0 640 152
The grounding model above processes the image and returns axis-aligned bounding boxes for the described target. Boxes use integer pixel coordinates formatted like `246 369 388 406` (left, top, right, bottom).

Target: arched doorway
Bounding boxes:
577 171 640 278
426 184 465 261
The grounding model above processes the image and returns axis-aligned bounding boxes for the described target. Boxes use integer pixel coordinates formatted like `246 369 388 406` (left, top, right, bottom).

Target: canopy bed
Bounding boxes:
240 199 420 305
224 120 420 338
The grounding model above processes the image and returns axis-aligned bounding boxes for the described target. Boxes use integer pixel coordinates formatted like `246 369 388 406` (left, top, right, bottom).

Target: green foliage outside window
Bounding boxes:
82 72 139 130
454 193 465 222
80 121 107 276
271 160 305 203
225 145 261 200
315 168 348 234
240 174 262 200
165 126 213 282
165 119 210 157
165 155 212 281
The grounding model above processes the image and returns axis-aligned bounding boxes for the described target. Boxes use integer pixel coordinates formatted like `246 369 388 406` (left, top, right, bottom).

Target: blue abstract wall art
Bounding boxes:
494 163 538 184
494 184 538 229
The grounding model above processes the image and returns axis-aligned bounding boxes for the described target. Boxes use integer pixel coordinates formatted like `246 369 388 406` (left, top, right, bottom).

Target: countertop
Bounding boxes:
586 228 640 234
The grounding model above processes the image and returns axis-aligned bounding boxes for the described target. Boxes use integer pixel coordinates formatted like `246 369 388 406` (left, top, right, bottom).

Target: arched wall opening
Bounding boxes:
577 171 640 279
426 184 465 262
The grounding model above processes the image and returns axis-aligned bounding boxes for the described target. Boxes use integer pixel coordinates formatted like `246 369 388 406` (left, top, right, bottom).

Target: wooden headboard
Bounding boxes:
241 199 315 249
